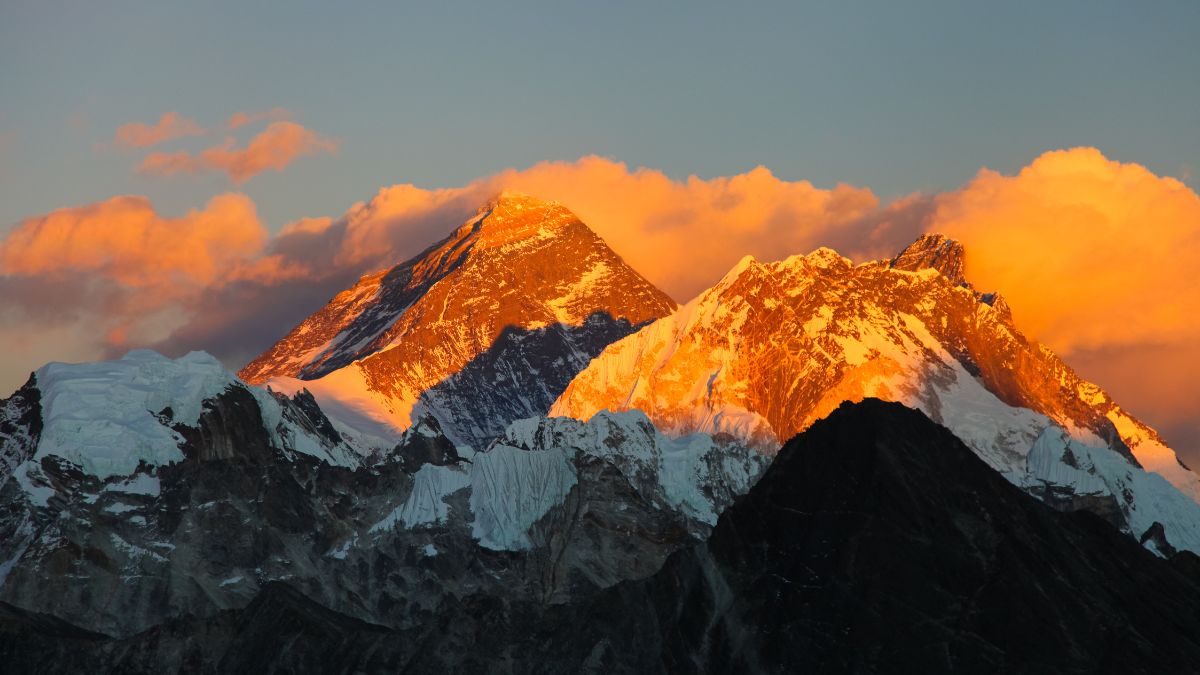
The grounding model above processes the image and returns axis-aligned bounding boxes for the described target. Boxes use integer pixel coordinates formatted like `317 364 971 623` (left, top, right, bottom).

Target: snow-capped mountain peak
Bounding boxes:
241 193 677 450
552 233 1200 553
0 348 367 530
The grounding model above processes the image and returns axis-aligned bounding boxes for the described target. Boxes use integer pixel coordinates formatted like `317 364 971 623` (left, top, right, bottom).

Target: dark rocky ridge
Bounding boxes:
0 376 736 640
0 375 42 485
9 400 1200 673
392 414 461 474
622 398 1200 672
172 385 276 463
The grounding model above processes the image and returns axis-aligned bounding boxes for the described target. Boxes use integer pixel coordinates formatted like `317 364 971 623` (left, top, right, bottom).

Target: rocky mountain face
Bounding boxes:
552 234 1200 553
240 191 676 451
4 190 1200 673
0 351 761 639
8 400 1200 674
0 376 40 488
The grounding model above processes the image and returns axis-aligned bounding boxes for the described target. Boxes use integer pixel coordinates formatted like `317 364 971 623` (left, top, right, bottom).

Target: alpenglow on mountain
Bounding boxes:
2 191 1200 672
552 233 1200 552
240 191 676 451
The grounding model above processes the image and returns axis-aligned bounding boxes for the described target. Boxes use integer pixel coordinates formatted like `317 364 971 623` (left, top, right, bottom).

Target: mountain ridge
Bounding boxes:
241 191 677 449
552 233 1200 552
2 191 1200 671
6 400 1199 674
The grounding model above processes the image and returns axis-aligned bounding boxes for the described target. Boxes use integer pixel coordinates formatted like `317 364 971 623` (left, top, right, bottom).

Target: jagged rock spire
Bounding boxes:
890 233 967 286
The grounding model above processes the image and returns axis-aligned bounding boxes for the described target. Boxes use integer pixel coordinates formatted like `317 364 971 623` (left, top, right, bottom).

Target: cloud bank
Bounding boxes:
0 193 299 383
1 148 1197 458
266 157 895 302
927 147 1200 354
0 194 266 286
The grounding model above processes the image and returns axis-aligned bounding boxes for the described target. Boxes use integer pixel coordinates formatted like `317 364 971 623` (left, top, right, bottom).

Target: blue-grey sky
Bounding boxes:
1 0 1197 231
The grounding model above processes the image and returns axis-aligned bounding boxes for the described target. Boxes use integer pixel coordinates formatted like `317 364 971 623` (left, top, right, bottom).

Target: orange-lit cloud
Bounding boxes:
917 147 1200 459
113 112 205 149
139 121 337 183
227 107 290 130
291 157 891 302
0 194 266 286
928 147 1200 355
0 193 287 388
1068 342 1200 452
3 149 1198 461
0 156 901 393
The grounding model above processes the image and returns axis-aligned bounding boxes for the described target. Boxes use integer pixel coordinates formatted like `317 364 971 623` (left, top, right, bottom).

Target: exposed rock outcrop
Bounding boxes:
9 401 1200 674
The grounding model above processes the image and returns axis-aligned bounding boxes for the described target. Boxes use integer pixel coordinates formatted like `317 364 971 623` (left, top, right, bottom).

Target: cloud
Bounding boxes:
0 193 266 286
928 147 1200 355
138 121 337 183
3 149 1197 461
918 147 1200 462
0 193 287 388
1 156 898 394
112 112 205 149
226 107 290 130
480 160 890 300
271 157 892 302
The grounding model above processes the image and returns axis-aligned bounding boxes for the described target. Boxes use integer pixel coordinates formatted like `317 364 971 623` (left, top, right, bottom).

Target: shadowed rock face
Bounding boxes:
623 399 1200 673
0 376 41 486
0 372 757 641
9 400 1200 674
415 311 651 450
392 413 462 474
0 601 108 674
172 386 276 463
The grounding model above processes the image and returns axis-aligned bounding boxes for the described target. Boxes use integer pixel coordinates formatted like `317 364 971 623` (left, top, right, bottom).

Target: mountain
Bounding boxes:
240 191 676 451
0 349 361 486
0 351 374 629
5 189 1200 671
9 400 1200 674
0 351 761 637
558 399 1200 673
552 234 1200 552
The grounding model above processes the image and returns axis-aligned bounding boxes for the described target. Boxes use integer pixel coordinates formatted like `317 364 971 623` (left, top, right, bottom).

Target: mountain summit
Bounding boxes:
240 192 676 449
889 233 968 285
553 234 1200 552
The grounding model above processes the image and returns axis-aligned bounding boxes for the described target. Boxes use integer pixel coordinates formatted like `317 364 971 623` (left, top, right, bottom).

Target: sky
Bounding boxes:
1 2 1198 460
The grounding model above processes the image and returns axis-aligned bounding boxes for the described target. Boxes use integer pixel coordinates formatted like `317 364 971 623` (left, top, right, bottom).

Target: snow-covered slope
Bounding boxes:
243 192 676 451
369 410 766 551
552 234 1200 553
0 397 762 636
0 350 363 503
34 350 241 478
